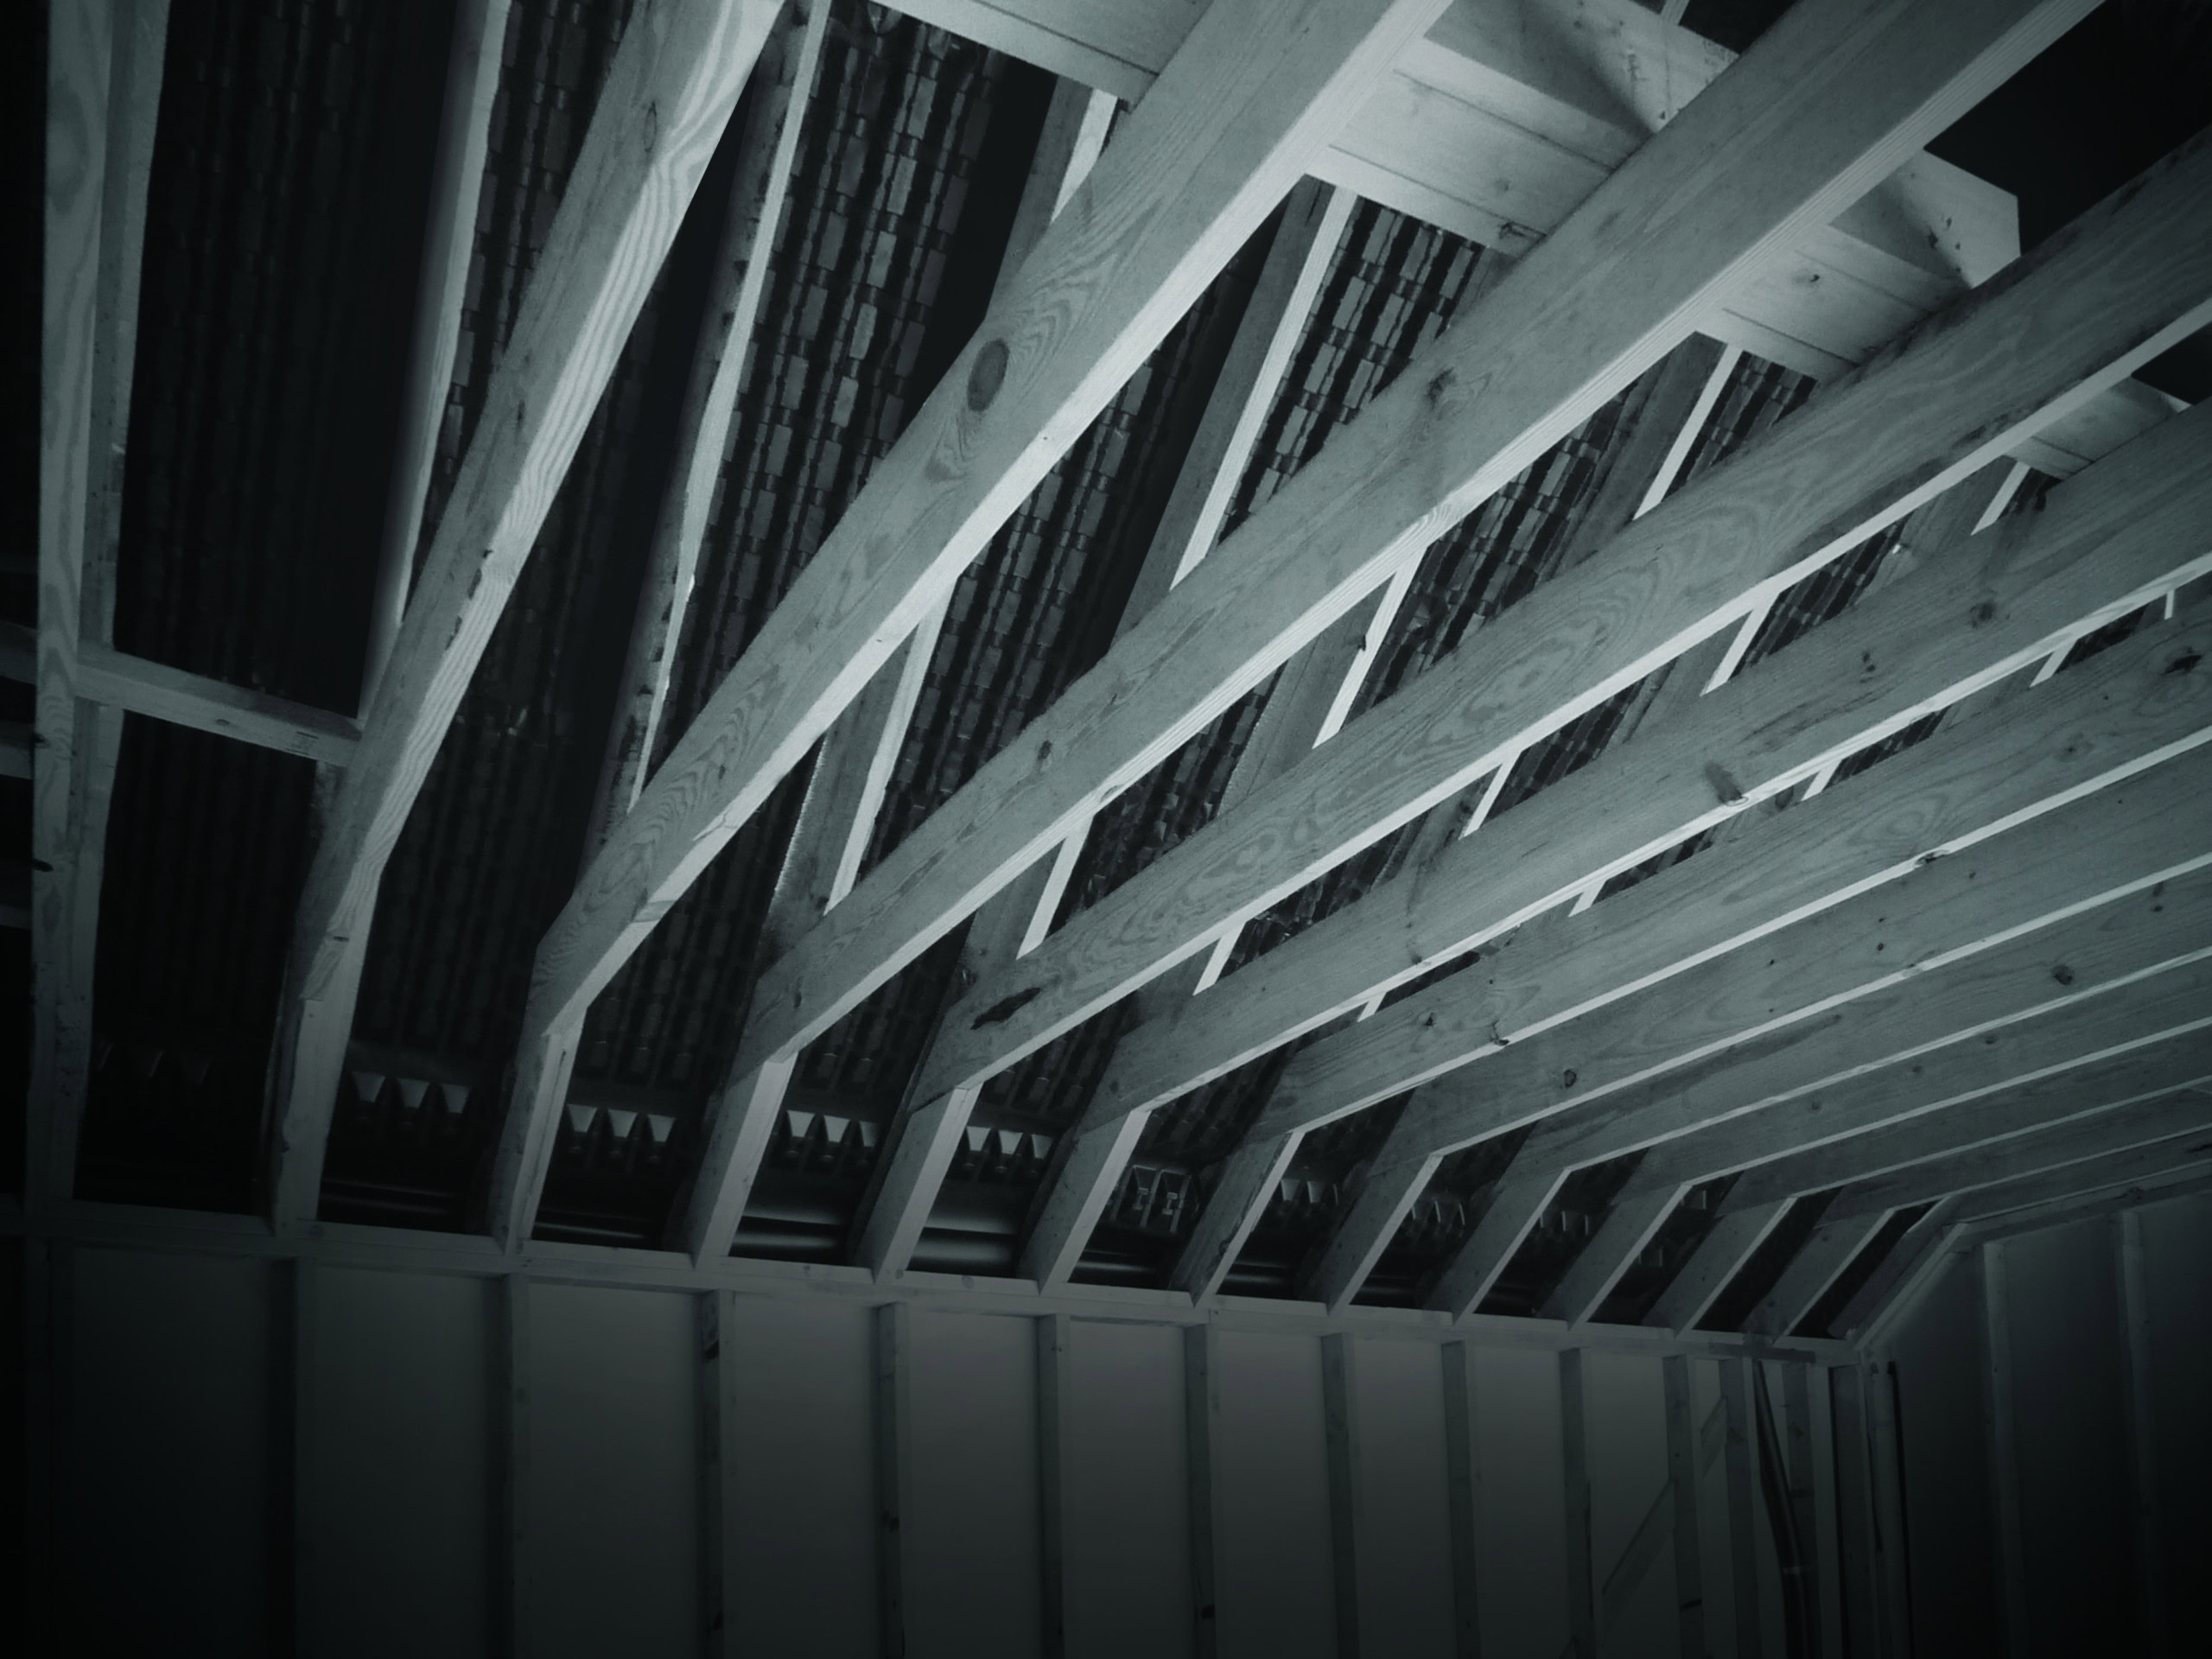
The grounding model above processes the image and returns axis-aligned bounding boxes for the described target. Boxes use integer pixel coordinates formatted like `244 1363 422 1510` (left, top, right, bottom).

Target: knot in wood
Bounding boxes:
968 340 1008 411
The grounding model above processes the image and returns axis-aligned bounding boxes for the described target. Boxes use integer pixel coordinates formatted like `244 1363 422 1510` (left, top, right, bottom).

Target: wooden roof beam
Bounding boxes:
695 0 2109 1280
505 0 1455 1252
32 0 168 1205
264 0 782 1227
583 0 833 866
1286 642 2212 1313
923 120 2212 1141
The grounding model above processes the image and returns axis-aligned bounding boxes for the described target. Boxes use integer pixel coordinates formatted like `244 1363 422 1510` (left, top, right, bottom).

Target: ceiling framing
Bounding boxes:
17 0 2212 1351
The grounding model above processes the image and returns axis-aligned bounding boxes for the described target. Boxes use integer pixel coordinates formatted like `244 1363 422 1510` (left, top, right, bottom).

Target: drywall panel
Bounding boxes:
2137 1189 2212 1642
307 1267 492 1659
2004 1218 2133 1656
1347 1338 1455 1656
1892 1252 1999 1657
1212 1329 1337 1659
1469 1343 1568 1659
1065 1318 1192 1659
529 1283 699 1659
66 1247 275 1653
904 1308 1044 1659
722 1295 877 1657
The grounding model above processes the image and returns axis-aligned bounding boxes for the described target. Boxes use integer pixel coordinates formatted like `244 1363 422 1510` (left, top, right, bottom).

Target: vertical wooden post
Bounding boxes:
1321 1333 1365 1658
1719 1357 1766 1659
1979 1242 2027 1658
1827 1365 1885 1657
1184 1323 1224 1659
1865 1362 1915 1658
1440 1341 1484 1659
697 1289 738 1659
285 1258 317 1657
1037 1313 1074 1659
1661 1355 1708 1659
1782 1361 1828 1654
2113 1211 2167 1656
493 1274 531 1659
1559 1349 1597 1659
874 1303 912 1659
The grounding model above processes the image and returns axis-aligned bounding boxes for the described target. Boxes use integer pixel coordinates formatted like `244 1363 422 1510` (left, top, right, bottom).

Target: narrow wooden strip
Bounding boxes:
1322 1333 1365 1658
494 1274 531 1659
1866 1361 1916 1653
1185 1324 1224 1657
1719 1357 1766 1659
913 1 2145 1109
698 1289 737 1659
1560 1349 1598 1659
1167 1131 1304 1300
1426 1167 1573 1322
1949 1139 2212 1229
362 0 512 712
2114 1211 2169 1656
517 0 1452 1252
585 0 834 857
1596 1473 1676 1638
1020 1107 1154 1290
273 0 780 1230
1440 1340 1484 1659
1829 1198 1963 1346
1981 1242 2030 1658
1304 1147 1450 1314
1037 1313 1074 1659
1648 1201 1793 1335
874 1302 912 1659
1745 1211 1897 1338
1826 1363 1885 1658
76 641 360 766
1661 1355 1708 1658
1543 1185 1688 1326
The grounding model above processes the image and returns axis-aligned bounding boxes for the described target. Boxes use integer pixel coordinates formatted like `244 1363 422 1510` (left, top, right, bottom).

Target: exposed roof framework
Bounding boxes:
16 0 2212 1352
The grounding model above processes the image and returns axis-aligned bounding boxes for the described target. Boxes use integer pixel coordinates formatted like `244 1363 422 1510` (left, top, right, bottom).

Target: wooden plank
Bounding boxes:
1981 1242 2030 1658
1559 1349 1598 1659
1185 1324 1224 1658
1542 1185 1682 1326
514 0 1452 1254
1661 1355 1709 1659
1647 1200 1792 1336
901 0 2128 1118
1719 1357 1767 1659
1956 1162 2212 1249
494 1274 531 1659
1168 1131 1305 1301
1037 1313 1073 1659
1827 1090 2212 1223
1950 1136 2212 1228
585 0 833 860
1828 1198 1963 1348
1267 635 2212 1313
2114 1211 2169 1656
1439 1341 1484 1659
33 0 168 1205
697 1289 738 1659
1745 1209 1894 1338
874 1302 912 1659
1710 1020 2212 1220
76 641 361 765
270 0 780 1230
1321 1333 1366 1658
1059 234 2212 1147
1827 1363 1885 1659
1865 1361 1915 1654
362 0 513 712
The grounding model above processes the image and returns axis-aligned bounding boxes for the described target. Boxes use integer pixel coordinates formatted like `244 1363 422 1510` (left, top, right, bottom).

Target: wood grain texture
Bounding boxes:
362 0 512 714
1951 1139 2212 1228
1311 690 2212 1314
270 0 777 1226
1167 1132 1304 1300
503 0 1450 1250
584 0 832 860
1269 612 2212 1147
920 123 2212 1113
33 0 166 1204
77 641 360 766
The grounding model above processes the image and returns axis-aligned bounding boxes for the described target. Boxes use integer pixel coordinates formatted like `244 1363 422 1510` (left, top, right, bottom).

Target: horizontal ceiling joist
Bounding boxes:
501 0 1456 1250
674 0 2108 1268
264 0 784 1226
1267 626 2212 1313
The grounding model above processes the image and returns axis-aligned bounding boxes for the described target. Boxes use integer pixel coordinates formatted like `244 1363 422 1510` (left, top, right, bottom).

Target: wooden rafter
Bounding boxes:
674 0 2107 1277
32 0 168 1205
264 0 781 1225
500 0 1457 1250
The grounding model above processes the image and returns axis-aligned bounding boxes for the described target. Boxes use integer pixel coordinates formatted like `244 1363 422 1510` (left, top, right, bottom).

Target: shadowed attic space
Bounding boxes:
13 0 2212 1372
